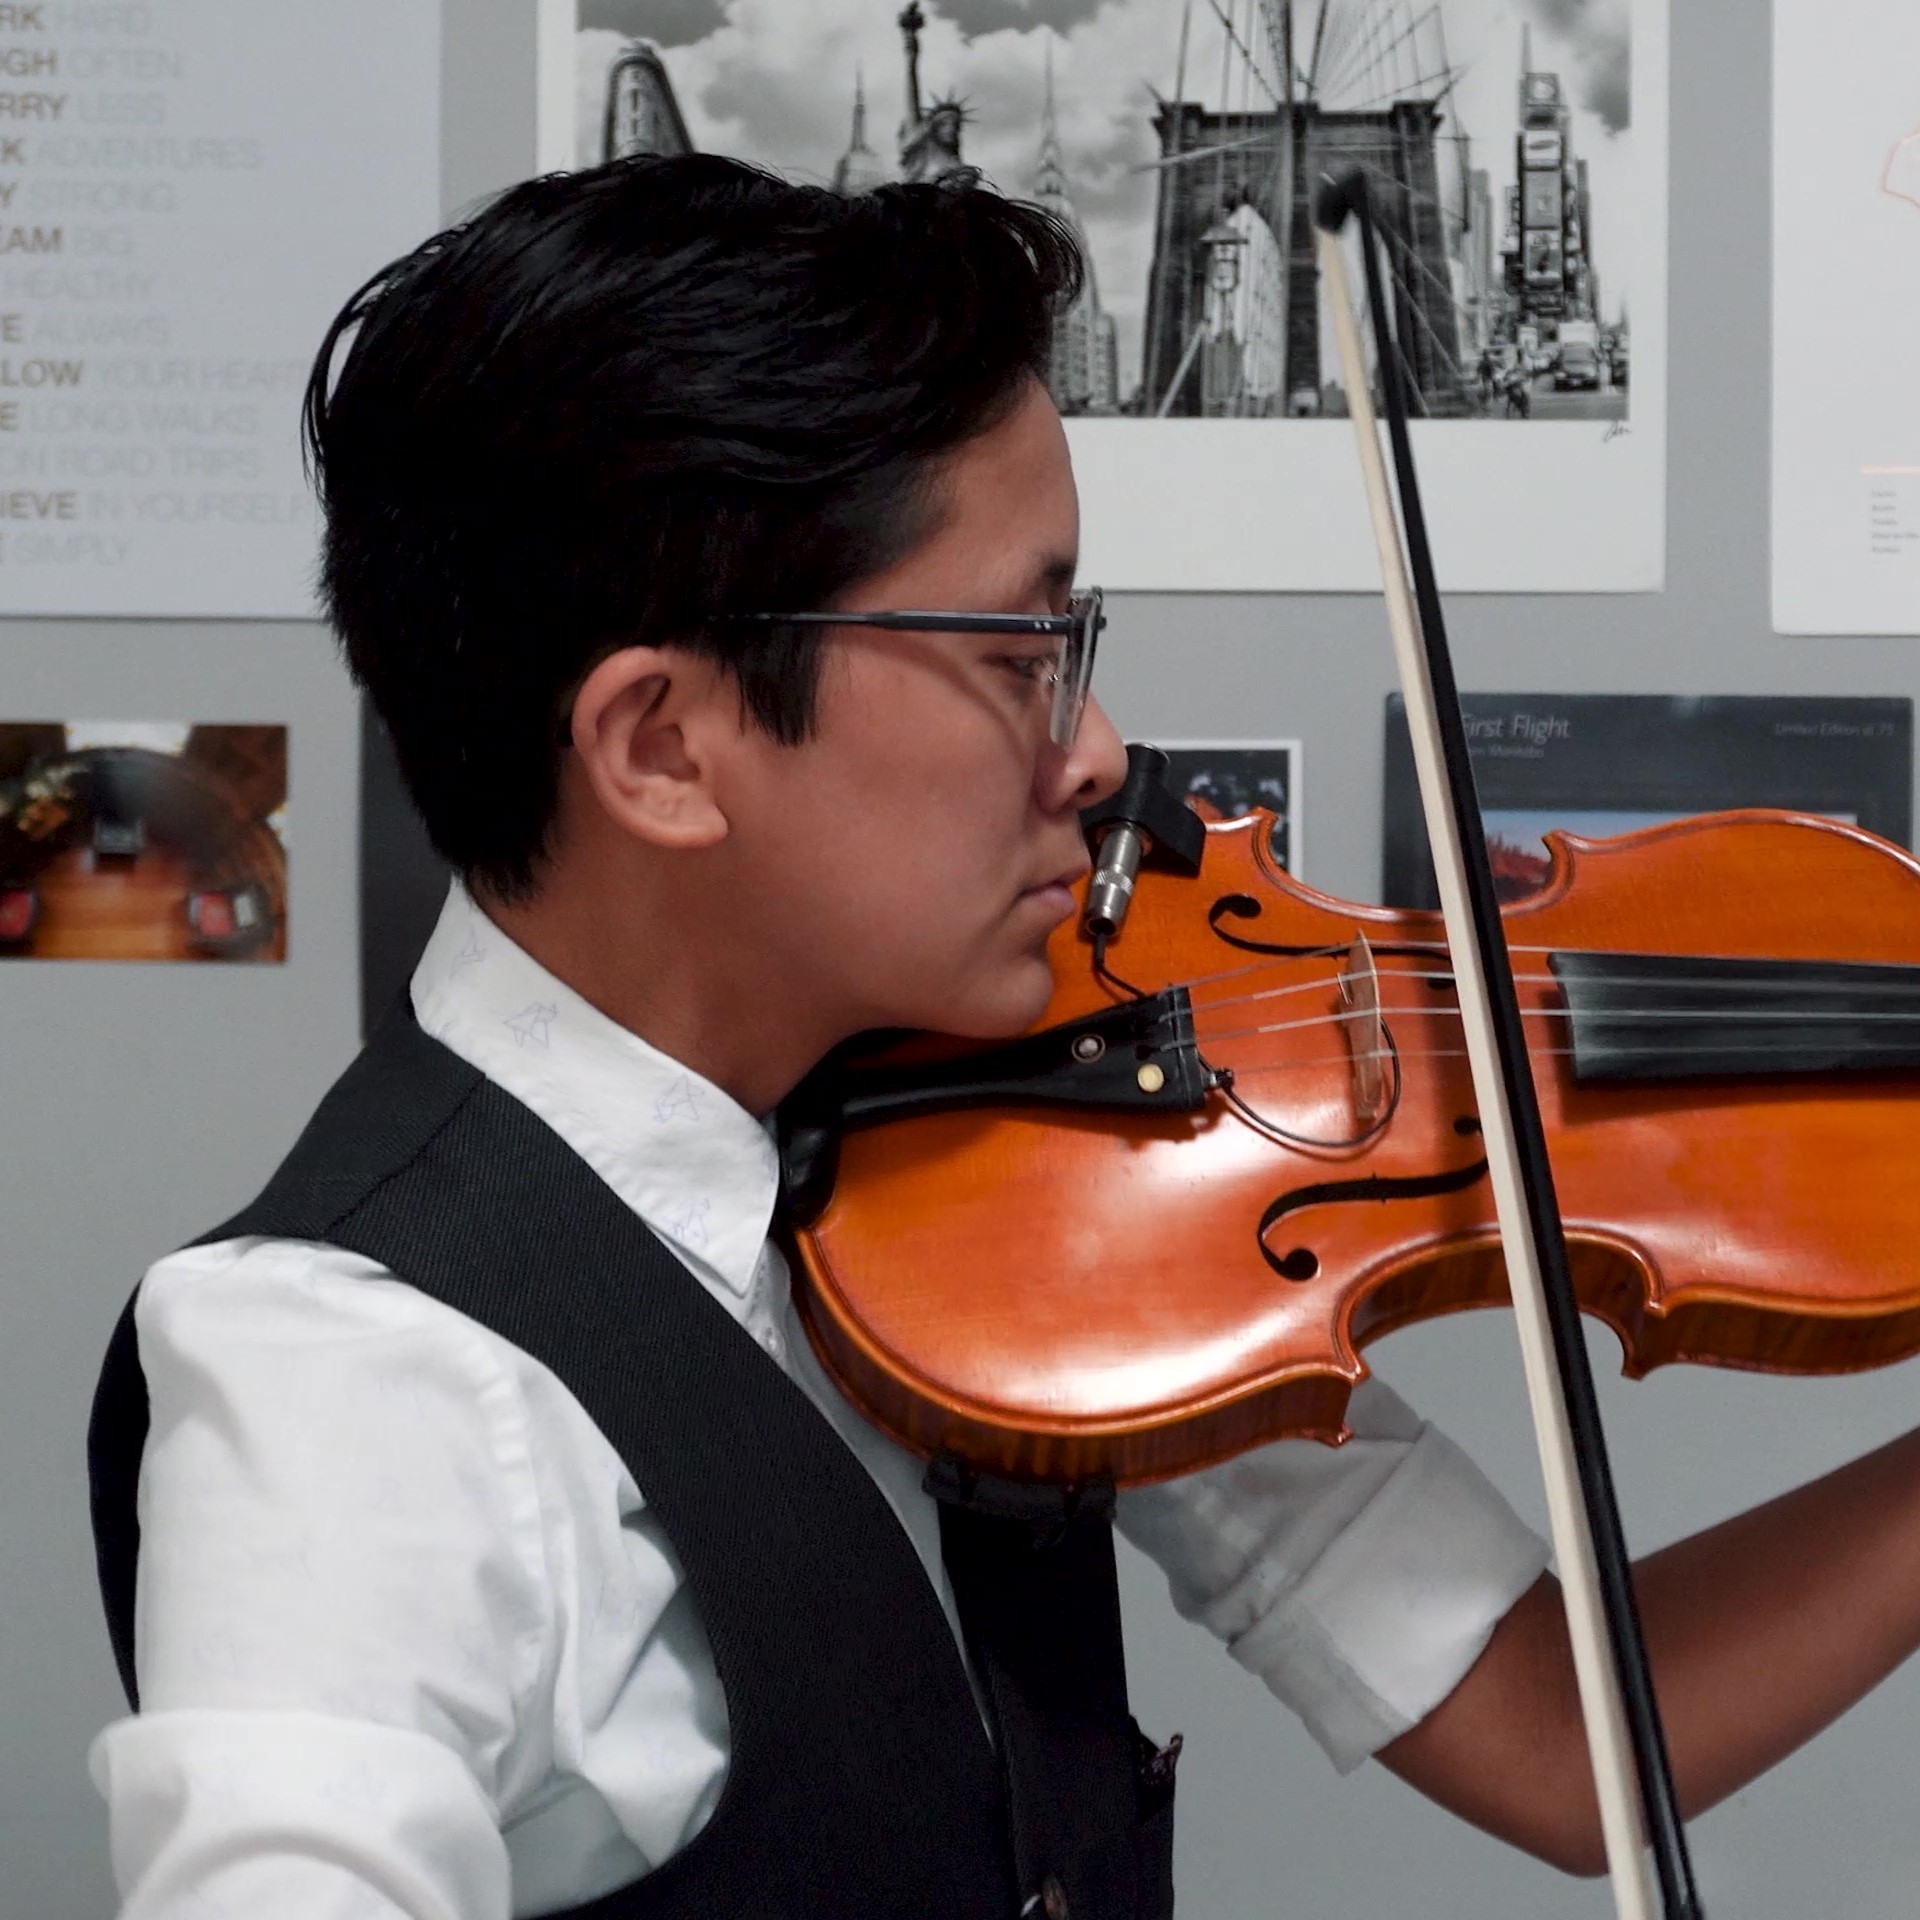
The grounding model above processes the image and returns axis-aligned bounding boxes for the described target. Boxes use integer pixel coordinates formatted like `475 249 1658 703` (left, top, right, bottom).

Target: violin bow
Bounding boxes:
1310 169 1701 1920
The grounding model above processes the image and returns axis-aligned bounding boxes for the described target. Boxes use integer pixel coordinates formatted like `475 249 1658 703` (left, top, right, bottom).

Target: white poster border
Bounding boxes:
1072 0 1668 595
1771 0 1920 636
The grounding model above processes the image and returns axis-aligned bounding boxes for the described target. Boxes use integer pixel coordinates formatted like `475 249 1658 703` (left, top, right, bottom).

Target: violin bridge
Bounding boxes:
1340 934 1387 1125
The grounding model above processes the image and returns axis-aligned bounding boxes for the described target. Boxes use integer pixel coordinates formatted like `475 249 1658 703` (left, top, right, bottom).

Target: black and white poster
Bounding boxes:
545 0 1666 592
1381 693 1914 910
0 2 439 616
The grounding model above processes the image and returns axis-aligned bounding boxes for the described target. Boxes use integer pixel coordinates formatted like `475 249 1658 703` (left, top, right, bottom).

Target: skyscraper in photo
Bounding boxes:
833 70 891 194
1506 28 1596 326
1028 43 1119 415
600 39 692 163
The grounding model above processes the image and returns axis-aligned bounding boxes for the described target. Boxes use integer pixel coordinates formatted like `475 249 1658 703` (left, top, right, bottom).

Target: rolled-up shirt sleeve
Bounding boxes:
1115 1378 1549 1773
90 1711 510 1920
87 1236 550 1919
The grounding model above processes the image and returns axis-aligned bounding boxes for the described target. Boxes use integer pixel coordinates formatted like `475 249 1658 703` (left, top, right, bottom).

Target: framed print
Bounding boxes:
548 0 1668 592
0 720 287 961
1155 739 1301 874
1382 693 1913 908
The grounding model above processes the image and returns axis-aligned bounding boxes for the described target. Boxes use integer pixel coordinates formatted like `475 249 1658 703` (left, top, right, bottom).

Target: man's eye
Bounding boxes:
996 653 1056 685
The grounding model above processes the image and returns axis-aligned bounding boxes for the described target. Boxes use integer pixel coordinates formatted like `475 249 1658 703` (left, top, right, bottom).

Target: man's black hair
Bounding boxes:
304 153 1083 900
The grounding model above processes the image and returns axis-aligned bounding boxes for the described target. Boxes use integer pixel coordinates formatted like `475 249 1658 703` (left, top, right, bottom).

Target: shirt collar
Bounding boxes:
408 881 780 1300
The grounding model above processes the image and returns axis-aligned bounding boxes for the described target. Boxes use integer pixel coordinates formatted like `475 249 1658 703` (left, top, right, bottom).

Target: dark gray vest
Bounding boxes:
88 1007 1177 1919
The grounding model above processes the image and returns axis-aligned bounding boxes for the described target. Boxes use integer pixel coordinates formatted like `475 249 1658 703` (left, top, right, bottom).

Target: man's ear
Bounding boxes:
566 645 731 851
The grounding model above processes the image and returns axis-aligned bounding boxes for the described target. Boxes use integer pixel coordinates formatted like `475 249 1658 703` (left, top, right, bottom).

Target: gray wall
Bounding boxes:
13 3 1920 1914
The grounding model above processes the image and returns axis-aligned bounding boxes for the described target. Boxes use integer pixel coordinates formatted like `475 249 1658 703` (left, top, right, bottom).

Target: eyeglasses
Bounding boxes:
717 587 1105 749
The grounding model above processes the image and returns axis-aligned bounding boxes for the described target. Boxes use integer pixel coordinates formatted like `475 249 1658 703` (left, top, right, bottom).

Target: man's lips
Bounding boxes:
1018 862 1090 923
1023 859 1091 898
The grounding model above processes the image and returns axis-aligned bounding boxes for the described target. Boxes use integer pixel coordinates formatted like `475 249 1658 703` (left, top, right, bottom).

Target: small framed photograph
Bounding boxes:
0 722 288 963
1153 740 1302 875
1381 693 1913 908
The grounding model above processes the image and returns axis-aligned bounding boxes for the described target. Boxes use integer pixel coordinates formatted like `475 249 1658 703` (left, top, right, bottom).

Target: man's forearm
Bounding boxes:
1381 1421 1920 1874
1632 1418 1920 1815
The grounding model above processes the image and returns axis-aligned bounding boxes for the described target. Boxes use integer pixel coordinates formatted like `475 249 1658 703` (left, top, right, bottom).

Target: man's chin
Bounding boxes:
926 958 1059 1042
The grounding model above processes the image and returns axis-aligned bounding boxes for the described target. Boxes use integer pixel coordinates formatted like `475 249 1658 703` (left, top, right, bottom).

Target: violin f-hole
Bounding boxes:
1254 1159 1491 1285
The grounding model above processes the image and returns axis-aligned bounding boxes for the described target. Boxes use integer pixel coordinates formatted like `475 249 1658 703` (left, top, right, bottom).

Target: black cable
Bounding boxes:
1091 932 1147 1002
1212 1020 1403 1154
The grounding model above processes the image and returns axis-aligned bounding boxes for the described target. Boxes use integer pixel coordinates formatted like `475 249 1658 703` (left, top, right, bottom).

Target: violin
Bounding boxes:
788 170 1875 1916
784 803 1920 1487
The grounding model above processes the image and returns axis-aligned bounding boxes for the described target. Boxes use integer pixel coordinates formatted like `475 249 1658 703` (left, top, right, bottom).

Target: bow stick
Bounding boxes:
1310 169 1701 1920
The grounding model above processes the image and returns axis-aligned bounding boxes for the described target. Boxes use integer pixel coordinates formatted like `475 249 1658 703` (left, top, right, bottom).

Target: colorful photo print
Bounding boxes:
0 722 288 963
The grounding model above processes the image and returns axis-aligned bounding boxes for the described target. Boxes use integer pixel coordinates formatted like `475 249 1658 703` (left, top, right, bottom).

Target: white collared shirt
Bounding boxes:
88 884 1548 1919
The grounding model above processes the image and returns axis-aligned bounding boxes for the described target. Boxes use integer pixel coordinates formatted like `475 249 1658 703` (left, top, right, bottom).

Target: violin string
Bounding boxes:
1150 950 1341 1005
1171 959 1920 1047
1190 999 1920 1051
1179 967 1377 1017
1144 945 1353 1004
1159 960 1920 1036
1109 929 1920 1024
1111 937 1920 1071
1349 937 1919 965
1214 1035 1920 1080
1180 959 1920 1023
1190 933 1901 966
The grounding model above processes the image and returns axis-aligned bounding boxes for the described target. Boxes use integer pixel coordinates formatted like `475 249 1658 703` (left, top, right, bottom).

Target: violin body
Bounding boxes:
789 809 1920 1486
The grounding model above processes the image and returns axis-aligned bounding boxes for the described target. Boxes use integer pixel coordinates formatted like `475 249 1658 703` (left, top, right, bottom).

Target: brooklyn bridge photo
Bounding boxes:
574 0 1634 424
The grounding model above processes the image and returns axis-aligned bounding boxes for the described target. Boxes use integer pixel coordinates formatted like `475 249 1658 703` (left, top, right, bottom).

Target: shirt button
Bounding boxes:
761 1327 783 1357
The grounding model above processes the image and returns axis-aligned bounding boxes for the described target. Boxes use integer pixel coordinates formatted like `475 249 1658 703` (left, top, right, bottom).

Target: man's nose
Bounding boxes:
1044 694 1128 814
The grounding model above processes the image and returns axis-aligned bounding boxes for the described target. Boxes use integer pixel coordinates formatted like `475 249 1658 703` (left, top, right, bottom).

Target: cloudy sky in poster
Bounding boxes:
576 0 1635 402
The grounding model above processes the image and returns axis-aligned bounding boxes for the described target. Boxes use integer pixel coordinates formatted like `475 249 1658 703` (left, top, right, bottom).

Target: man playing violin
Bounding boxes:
86 155 1920 1917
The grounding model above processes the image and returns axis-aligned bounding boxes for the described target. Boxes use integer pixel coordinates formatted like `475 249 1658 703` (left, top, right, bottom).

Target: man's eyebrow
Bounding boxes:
971 551 1079 612
1026 553 1079 596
